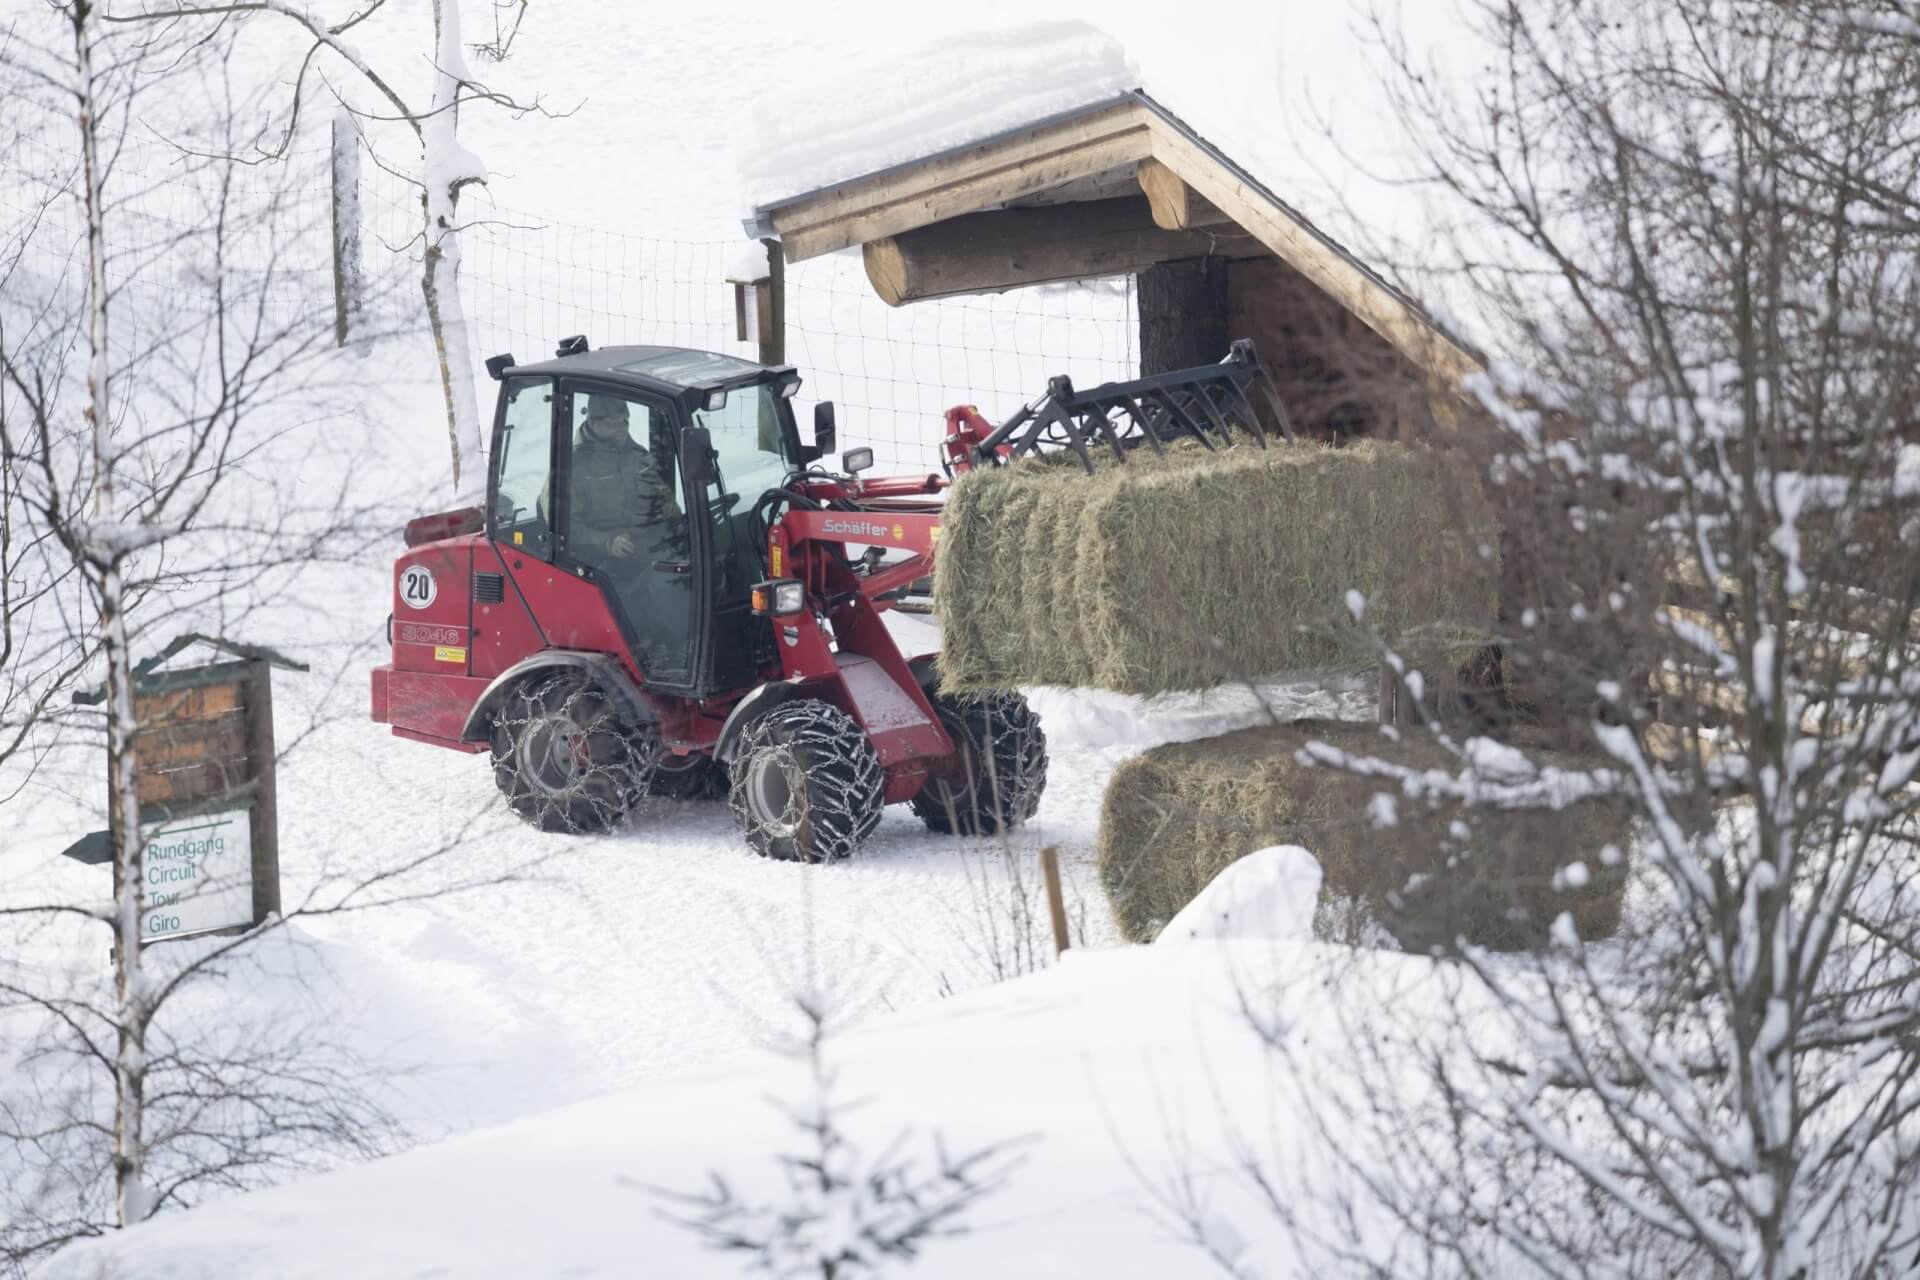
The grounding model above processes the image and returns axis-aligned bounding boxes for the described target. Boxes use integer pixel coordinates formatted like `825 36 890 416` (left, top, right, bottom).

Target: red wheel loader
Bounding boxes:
371 335 1287 861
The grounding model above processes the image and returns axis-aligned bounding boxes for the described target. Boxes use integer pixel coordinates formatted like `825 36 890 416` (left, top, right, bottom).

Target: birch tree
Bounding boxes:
0 9 544 1271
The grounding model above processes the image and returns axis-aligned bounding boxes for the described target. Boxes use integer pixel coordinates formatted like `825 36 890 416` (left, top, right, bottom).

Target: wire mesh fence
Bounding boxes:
784 256 1137 472
4 105 1140 475
0 95 341 345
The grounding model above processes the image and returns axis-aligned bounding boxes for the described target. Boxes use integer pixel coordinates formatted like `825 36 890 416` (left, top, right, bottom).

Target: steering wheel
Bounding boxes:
710 491 742 518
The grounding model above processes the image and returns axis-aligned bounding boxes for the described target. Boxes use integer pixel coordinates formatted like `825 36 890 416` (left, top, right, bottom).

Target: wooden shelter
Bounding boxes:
743 90 1481 441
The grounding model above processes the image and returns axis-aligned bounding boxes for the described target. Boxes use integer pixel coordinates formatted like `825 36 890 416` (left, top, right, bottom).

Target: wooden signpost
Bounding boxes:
62 635 304 944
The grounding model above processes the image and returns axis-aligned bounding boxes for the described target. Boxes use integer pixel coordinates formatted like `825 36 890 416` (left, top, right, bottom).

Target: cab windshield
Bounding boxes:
694 381 792 505
695 380 795 605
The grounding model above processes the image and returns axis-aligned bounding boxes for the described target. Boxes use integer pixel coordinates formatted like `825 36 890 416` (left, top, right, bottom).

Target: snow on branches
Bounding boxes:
1248 2 1920 1276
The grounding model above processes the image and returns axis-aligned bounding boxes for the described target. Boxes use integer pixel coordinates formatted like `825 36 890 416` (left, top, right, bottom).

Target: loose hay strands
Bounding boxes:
1095 721 1634 950
935 440 1500 696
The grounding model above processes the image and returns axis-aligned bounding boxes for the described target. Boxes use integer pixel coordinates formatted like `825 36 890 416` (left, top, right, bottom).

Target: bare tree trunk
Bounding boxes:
330 111 363 348
101 562 147 1229
70 0 149 1228
421 248 464 488
422 0 481 490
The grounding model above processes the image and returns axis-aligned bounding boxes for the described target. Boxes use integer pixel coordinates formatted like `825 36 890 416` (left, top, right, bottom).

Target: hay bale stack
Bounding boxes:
1096 721 1634 950
935 440 1499 696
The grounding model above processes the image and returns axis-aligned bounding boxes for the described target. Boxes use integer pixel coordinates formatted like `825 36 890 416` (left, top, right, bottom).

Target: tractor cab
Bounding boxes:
484 338 825 698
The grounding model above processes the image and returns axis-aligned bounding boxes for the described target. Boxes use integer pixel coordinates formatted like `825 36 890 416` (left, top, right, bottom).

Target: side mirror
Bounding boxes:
813 401 837 456
680 425 714 489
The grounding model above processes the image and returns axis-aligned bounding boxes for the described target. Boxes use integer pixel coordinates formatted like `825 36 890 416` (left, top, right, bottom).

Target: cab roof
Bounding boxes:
502 344 786 394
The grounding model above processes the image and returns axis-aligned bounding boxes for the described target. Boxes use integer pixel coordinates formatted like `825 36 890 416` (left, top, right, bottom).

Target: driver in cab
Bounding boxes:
569 394 685 564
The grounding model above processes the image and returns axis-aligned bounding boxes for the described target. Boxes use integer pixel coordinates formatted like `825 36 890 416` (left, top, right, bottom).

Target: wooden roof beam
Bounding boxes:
1142 119 1481 384
766 99 1155 263
1136 158 1232 230
863 196 1260 306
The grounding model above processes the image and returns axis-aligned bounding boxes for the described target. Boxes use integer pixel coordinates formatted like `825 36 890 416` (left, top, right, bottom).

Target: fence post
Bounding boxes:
330 114 364 348
760 237 785 367
244 659 283 921
1040 846 1071 958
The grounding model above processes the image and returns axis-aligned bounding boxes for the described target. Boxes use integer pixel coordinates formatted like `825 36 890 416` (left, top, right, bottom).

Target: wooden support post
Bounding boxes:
759 237 785 367
244 660 283 921
329 116 363 348
1041 846 1071 958
1378 664 1400 727
1138 257 1229 374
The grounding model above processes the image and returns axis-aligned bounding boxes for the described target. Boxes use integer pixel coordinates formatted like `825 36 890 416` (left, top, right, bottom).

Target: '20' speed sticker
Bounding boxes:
399 564 438 609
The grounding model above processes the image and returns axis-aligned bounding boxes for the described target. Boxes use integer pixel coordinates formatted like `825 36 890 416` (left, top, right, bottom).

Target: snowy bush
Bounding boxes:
1207 2 1920 1275
653 995 1026 1278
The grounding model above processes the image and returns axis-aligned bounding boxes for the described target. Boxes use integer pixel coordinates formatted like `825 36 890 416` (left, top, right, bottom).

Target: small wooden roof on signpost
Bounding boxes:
743 89 1482 386
71 633 309 705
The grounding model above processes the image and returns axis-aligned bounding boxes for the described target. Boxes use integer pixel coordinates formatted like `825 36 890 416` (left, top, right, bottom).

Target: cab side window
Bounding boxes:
561 386 694 682
492 377 554 559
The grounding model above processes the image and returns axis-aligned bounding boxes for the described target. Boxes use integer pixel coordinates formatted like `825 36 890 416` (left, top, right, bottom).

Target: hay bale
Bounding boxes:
1095 721 1634 950
935 440 1499 696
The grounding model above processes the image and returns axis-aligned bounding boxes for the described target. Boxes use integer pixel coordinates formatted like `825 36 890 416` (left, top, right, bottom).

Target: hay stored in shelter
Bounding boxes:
934 439 1499 696
1096 720 1634 950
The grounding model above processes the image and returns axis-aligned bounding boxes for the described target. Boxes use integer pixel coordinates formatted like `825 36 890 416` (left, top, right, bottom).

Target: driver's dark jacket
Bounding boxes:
568 429 684 560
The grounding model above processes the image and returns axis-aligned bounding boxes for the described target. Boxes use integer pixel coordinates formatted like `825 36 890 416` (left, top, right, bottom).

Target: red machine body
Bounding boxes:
371 403 995 809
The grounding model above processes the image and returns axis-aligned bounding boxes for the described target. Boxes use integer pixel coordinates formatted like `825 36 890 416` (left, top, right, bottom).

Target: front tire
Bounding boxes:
729 700 885 862
490 674 652 833
912 690 1048 836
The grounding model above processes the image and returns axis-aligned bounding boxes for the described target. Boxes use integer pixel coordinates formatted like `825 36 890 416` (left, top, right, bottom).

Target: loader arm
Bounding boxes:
757 502 954 794
771 507 944 607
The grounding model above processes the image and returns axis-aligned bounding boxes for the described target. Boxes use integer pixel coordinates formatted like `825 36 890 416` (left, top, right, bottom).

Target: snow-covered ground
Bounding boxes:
38 933 1431 1280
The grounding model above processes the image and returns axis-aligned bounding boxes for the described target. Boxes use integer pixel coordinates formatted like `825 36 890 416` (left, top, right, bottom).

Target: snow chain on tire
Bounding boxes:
490 673 656 834
912 690 1048 836
729 700 885 862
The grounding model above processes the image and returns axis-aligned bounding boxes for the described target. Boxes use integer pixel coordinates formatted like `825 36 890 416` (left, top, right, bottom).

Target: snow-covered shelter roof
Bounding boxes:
742 82 1481 384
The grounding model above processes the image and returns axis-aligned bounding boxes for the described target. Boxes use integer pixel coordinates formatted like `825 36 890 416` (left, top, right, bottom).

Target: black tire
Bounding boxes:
911 690 1048 836
650 752 728 801
490 674 652 834
729 700 885 862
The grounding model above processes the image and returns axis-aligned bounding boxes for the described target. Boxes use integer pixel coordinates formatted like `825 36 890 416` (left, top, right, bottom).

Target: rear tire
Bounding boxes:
490 674 652 834
729 700 884 862
912 690 1048 836
650 752 727 801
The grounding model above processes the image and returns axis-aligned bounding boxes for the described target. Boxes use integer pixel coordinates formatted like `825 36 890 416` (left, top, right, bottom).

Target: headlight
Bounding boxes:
751 579 805 616
704 388 728 412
